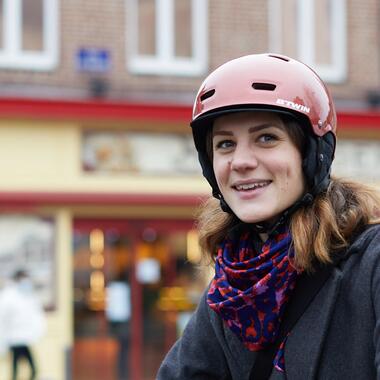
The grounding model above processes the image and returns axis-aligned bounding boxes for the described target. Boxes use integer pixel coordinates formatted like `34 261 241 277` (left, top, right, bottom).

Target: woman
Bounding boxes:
157 54 380 379
0 270 46 380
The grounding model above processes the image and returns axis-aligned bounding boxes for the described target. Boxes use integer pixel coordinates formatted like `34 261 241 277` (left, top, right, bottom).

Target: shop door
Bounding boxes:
72 219 205 380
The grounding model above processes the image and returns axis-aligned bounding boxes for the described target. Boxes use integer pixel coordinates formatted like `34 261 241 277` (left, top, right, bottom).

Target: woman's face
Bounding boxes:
212 111 305 224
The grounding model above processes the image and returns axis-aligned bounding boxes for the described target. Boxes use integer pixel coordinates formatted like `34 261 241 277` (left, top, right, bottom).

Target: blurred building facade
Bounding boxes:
0 1 379 380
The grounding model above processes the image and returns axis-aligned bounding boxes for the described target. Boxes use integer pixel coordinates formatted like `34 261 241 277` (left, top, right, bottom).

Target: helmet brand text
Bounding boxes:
276 98 310 114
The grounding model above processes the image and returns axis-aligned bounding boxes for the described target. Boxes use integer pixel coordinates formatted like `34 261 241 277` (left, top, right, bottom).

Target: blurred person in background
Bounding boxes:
106 274 131 380
0 269 46 380
157 54 380 379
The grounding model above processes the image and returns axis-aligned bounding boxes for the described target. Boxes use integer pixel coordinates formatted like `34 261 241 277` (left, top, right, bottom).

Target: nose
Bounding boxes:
230 144 258 172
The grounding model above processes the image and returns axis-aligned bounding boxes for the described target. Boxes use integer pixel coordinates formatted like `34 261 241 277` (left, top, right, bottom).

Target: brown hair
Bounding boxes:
196 179 380 271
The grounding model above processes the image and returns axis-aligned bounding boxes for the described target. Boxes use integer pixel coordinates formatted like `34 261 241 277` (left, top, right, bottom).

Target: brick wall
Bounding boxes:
0 0 378 106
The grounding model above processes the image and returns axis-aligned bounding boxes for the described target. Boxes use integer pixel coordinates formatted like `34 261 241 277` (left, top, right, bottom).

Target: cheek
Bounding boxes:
272 156 303 191
268 159 292 189
279 166 292 191
284 157 304 193
213 157 227 185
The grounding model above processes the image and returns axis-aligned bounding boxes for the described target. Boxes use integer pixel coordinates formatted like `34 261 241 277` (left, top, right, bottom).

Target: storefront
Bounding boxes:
0 98 378 380
0 98 209 380
72 214 207 380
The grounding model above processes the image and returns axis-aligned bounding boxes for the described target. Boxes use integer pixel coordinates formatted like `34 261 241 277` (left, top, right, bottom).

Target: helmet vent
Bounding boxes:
200 89 215 102
268 54 289 62
252 82 276 91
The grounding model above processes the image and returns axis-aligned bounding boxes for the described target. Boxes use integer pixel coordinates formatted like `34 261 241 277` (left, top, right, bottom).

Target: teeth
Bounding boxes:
235 181 270 191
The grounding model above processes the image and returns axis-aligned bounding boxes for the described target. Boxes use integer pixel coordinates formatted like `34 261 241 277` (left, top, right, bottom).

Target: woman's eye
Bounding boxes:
258 134 277 143
215 140 234 150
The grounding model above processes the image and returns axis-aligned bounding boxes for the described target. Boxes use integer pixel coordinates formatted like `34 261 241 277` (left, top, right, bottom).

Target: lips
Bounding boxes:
233 180 272 191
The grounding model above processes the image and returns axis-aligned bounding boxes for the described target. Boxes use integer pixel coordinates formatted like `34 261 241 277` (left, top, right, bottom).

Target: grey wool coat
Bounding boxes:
157 224 380 380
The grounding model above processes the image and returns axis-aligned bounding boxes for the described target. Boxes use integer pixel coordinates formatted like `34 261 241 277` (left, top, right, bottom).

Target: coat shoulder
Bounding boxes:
343 223 380 262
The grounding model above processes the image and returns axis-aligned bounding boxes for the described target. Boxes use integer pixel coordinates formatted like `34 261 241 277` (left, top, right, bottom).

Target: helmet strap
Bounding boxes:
213 191 233 213
216 190 314 236
252 193 314 236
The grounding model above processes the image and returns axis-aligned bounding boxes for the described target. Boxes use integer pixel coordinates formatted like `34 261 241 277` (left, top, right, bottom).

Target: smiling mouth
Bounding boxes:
233 181 272 191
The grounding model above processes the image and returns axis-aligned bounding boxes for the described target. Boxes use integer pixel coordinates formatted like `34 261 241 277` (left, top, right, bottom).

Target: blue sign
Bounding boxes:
76 48 111 73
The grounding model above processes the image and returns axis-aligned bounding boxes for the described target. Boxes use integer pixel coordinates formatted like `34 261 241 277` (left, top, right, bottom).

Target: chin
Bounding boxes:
235 212 271 224
232 207 279 225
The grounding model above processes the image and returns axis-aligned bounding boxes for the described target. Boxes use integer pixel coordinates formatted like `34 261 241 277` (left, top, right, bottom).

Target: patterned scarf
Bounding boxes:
207 224 299 372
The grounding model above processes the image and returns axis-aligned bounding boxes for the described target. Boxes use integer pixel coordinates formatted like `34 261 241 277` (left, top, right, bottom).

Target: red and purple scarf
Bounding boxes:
207 224 299 372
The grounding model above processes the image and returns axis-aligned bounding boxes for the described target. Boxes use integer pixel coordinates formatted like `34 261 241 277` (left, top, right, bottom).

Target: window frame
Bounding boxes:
126 0 208 76
268 0 347 83
0 0 59 71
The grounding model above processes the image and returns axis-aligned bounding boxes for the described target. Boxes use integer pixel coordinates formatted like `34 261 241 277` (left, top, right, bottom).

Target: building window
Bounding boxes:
0 214 56 310
126 0 208 76
268 0 346 83
0 0 59 70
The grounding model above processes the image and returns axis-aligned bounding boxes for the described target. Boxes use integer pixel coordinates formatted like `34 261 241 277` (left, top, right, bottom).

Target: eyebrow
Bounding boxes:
212 123 284 137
